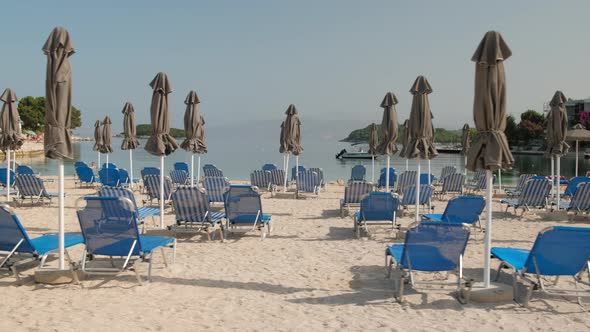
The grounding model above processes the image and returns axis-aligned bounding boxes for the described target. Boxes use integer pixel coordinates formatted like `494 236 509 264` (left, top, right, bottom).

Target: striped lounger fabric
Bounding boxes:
500 178 551 217
340 181 373 217
169 170 189 185
14 174 59 206
297 171 320 196
395 171 416 195
203 177 231 203
170 186 225 240
250 170 272 190
143 175 173 207
100 186 160 231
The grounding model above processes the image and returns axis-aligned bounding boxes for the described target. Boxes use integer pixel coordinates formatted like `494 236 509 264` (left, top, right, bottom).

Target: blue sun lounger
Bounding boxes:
100 186 160 232
14 174 61 206
422 195 485 232
203 176 231 203
353 192 399 238
170 186 225 240
492 226 590 306
558 182 590 214
223 185 271 240
435 173 465 199
500 178 551 217
169 169 189 186
76 196 176 283
203 164 224 177
98 168 120 187
340 181 373 217
143 175 173 207
174 162 190 173
0 205 83 282
75 166 98 188
505 174 536 197
386 222 471 303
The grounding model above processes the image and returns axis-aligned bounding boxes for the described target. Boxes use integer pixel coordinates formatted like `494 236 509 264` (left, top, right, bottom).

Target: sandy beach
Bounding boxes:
0 177 588 331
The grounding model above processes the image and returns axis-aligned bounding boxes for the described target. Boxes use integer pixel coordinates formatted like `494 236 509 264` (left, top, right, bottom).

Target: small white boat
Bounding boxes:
336 149 374 160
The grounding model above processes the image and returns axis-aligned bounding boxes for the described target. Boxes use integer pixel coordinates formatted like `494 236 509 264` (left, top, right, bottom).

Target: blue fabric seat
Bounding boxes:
203 176 230 203
100 186 160 232
174 162 190 173
99 167 120 187
561 176 590 198
75 166 97 187
350 165 366 182
223 185 271 240
377 168 397 189
500 178 551 217
262 163 277 172
385 222 471 303
203 164 224 177
14 174 60 206
0 205 83 281
422 195 485 228
492 226 590 305
169 169 189 185
76 196 176 283
353 192 399 238
558 182 590 213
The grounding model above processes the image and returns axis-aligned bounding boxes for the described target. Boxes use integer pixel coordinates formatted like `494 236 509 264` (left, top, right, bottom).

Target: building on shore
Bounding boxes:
565 97 590 127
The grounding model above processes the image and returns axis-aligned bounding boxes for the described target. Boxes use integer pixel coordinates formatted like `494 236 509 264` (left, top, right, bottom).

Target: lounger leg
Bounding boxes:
495 262 506 282
10 266 22 284
147 253 153 282
171 239 176 264
160 248 168 267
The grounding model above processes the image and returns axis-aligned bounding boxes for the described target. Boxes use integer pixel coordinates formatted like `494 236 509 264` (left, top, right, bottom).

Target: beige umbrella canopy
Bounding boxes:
545 91 569 156
0 88 24 151
283 104 303 155
368 123 379 155
43 27 75 160
279 121 287 153
376 92 399 155
467 31 514 171
121 102 139 150
145 72 178 156
93 120 103 152
401 75 438 160
101 116 114 154
461 123 470 155
180 90 207 154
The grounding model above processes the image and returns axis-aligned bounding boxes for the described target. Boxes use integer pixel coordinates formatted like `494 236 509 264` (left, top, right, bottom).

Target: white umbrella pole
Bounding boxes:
405 159 408 171
6 147 10 202
498 169 502 191
283 153 289 191
386 156 390 192
371 155 375 184
58 159 65 269
160 156 165 229
197 155 201 184
106 154 109 167
129 150 134 190
190 154 194 186
415 158 421 222
576 140 579 177
98 152 101 170
12 150 16 171
550 156 555 199
556 155 561 208
296 155 299 180
483 169 493 287
427 159 431 185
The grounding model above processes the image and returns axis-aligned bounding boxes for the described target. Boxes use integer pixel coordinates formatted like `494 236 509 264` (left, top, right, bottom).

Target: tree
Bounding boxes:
17 96 82 132
517 110 545 143
504 115 518 145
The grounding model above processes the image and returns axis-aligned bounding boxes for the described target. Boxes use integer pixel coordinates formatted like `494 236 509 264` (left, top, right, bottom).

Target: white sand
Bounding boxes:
1 178 589 331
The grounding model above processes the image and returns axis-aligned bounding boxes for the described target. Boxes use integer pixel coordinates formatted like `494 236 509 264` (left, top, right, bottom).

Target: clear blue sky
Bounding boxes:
1 0 589 136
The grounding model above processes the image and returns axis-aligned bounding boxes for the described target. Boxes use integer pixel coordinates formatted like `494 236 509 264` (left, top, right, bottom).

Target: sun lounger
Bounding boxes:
492 226 590 306
340 181 373 217
500 178 551 217
223 185 271 240
350 165 366 182
100 186 160 232
353 192 400 238
203 176 230 203
14 174 60 206
170 186 224 240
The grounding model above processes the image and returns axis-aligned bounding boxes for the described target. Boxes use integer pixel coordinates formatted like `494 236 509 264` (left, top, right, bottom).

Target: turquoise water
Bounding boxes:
13 135 588 186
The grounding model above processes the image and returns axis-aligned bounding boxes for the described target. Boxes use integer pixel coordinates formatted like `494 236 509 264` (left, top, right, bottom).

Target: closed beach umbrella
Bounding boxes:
566 123 590 176
145 72 177 229
401 75 438 222
376 92 399 191
121 102 139 189
101 116 114 166
281 104 303 191
467 31 514 288
401 119 410 170
461 123 470 176
180 90 207 184
0 88 23 202
93 120 103 167
546 91 569 208
43 26 75 270
368 123 379 183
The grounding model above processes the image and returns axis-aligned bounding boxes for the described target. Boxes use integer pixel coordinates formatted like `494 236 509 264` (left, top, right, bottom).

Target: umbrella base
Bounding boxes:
34 269 86 285
462 281 513 303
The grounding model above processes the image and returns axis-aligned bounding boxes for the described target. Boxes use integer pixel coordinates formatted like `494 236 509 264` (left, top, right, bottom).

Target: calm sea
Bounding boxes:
12 123 588 186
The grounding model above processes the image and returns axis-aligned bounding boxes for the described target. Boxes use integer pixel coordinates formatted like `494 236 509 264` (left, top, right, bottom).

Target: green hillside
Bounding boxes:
136 124 186 138
342 124 461 144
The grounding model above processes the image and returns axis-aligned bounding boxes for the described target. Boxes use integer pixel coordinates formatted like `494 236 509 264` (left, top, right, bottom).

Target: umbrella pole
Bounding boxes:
284 153 289 191
190 154 194 186
129 150 134 190
12 150 16 171
415 158 421 222
6 147 10 202
427 159 432 210
58 159 65 269
386 156 390 192
98 152 101 170
550 156 555 198
296 155 299 181
498 169 502 191
464 155 467 178
160 156 165 229
484 169 493 287
405 159 408 171
106 154 109 167
197 155 201 184
556 155 561 209
576 141 578 176
371 155 375 184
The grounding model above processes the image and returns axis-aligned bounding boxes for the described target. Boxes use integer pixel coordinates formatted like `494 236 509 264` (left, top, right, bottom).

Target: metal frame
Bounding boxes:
224 209 271 241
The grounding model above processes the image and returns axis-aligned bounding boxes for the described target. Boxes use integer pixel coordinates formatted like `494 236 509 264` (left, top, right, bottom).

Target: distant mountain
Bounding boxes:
136 124 186 138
